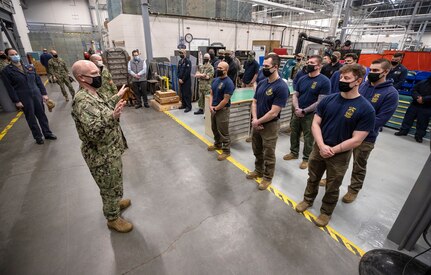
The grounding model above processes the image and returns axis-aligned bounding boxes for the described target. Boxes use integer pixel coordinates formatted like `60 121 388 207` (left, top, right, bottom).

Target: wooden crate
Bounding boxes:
155 90 177 98
154 94 180 104
149 99 182 111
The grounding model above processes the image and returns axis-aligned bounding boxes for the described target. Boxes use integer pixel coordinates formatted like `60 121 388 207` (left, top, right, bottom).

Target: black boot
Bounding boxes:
194 109 204 115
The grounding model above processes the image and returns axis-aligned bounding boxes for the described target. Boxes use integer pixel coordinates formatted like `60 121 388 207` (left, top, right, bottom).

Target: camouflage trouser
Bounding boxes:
349 141 375 194
290 112 314 161
56 76 75 99
252 120 280 181
304 144 352 216
88 157 123 221
198 87 210 110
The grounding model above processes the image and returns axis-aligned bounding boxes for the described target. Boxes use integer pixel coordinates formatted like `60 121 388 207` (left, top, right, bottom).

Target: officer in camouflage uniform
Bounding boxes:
71 60 132 233
0 50 9 72
194 53 214 115
48 50 75 101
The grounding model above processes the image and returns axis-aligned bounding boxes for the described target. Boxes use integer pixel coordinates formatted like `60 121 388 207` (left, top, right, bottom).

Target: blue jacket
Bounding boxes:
177 57 191 83
40 52 52 68
387 64 408 90
292 67 307 91
1 64 47 103
359 79 399 143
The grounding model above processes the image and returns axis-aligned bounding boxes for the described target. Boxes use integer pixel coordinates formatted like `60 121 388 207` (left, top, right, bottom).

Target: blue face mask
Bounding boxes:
11 55 21 63
134 56 140 61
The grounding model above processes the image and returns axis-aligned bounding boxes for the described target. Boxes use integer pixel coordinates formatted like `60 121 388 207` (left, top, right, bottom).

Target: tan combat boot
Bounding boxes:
207 145 221 151
217 153 230 161
245 137 252 143
299 161 308 169
119 199 131 210
295 201 312 213
313 214 331 227
283 153 298 161
107 217 133 233
342 192 358 203
258 179 271 190
246 171 263 180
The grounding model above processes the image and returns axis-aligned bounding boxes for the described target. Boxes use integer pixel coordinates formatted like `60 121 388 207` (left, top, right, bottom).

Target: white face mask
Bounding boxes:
97 61 104 67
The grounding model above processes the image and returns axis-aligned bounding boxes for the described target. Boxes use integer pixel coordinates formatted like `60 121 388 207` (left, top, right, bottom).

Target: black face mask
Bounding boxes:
218 56 224 60
331 56 338 63
53 54 58 58
391 61 399 66
367 72 383 83
296 58 302 62
179 54 185 59
209 53 215 59
306 64 316 73
262 67 274 77
203 59 209 64
217 70 224 77
224 56 232 62
86 75 102 89
339 80 357 92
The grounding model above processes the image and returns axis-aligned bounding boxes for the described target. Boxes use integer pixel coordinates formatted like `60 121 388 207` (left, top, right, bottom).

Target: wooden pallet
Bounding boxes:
150 99 182 111
154 94 180 104
155 90 177 98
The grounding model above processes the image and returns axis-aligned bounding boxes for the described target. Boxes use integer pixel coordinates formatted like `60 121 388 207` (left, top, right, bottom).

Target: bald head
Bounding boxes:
72 60 101 90
216 61 229 78
51 50 58 58
90 54 103 67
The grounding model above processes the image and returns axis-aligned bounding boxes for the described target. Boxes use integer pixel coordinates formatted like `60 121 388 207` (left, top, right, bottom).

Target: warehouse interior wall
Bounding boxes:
11 0 32 52
108 14 326 58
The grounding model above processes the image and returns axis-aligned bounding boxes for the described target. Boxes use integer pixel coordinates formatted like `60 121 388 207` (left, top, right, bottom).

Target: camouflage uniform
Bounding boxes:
197 62 214 110
292 60 306 79
98 67 119 109
0 60 9 72
48 57 75 99
71 88 126 221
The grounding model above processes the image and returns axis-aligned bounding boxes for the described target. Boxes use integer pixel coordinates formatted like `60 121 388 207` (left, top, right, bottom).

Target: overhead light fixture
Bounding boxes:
252 4 258 6
246 0 315 14
362 2 383 7
298 12 304 15
272 15 282 18
320 9 325 11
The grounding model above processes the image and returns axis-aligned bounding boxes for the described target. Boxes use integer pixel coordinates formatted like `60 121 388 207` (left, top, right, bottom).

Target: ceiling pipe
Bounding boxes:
243 0 315 14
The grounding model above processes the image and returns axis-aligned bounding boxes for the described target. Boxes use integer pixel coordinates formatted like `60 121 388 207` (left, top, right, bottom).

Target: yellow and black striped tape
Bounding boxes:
164 110 365 257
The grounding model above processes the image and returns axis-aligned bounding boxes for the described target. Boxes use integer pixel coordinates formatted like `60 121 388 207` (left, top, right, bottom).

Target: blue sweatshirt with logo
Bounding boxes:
359 79 399 143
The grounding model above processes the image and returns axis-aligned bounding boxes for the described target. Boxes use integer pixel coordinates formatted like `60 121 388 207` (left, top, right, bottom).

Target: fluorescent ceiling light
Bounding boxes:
252 4 258 6
245 0 315 14
362 2 383 7
298 12 304 15
272 15 282 18
320 9 325 11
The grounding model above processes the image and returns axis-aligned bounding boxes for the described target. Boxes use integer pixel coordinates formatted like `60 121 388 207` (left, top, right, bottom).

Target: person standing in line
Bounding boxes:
242 51 260 88
2 48 57 144
246 53 289 190
341 58 398 203
128 49 149 109
387 52 408 91
177 49 192 112
295 64 375 227
48 50 75 101
194 53 214 115
71 60 131 233
207 61 235 161
283 55 331 169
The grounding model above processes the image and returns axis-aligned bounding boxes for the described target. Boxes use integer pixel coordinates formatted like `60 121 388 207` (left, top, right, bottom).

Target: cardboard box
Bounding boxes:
155 95 180 104
150 99 182 111
155 90 177 98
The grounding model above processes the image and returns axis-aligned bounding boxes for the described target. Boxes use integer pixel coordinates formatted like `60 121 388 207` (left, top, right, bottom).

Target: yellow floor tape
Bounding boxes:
164 110 365 257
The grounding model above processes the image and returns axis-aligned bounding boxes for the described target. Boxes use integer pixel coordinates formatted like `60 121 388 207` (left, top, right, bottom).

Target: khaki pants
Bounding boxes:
290 112 314 161
252 120 280 181
211 107 230 154
304 144 352 216
349 141 375 194
88 157 123 221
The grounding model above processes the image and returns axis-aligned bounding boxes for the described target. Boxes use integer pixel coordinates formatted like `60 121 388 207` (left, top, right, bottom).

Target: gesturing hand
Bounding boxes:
117 84 127 98
113 99 126 119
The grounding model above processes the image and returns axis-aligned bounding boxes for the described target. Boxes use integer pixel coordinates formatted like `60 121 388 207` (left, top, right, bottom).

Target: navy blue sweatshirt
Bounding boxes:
359 79 399 143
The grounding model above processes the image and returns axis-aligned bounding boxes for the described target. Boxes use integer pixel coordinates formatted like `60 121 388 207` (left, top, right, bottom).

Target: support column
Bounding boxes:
329 1 342 38
141 0 153 61
340 0 353 42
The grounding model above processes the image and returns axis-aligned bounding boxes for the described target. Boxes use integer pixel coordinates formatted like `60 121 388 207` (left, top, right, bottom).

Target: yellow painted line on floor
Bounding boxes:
0 79 49 141
164 110 365 257
0 111 23 141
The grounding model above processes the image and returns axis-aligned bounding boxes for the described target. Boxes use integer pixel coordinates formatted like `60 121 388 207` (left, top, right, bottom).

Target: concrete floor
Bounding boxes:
0 83 362 274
